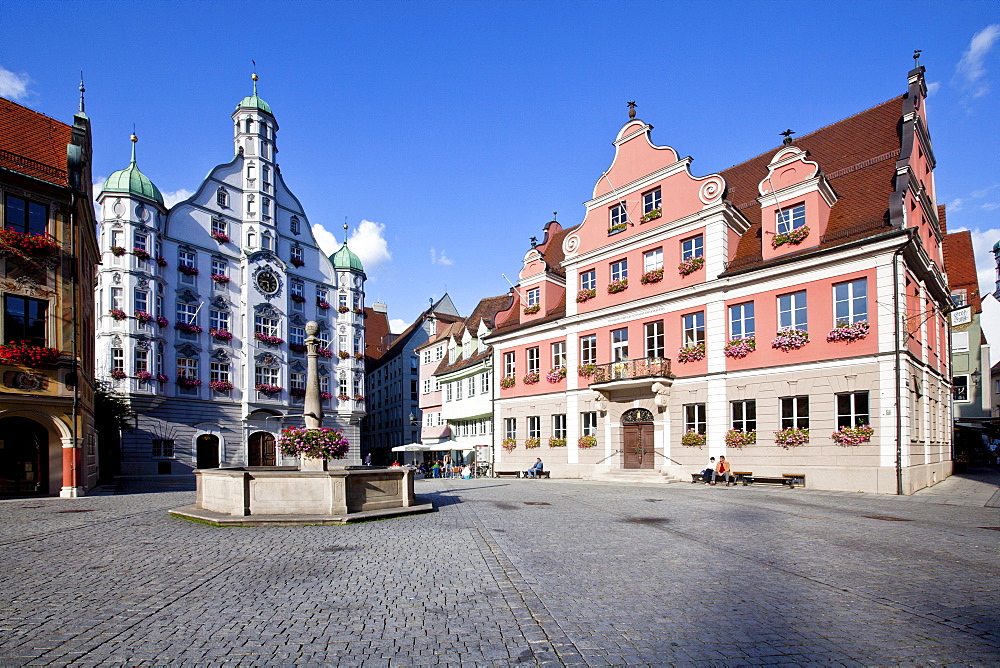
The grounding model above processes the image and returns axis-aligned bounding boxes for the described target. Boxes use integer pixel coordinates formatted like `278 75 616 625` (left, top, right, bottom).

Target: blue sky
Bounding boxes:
2 1 998 330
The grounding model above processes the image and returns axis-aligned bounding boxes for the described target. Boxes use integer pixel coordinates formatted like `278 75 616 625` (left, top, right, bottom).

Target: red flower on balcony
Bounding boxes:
290 257 305 267
177 375 202 389
209 379 233 392
255 383 283 395
155 256 168 267
109 369 127 380
156 316 169 327
0 341 60 367
134 310 154 324
178 265 199 277
175 322 203 334
211 273 230 284
109 308 128 321
254 332 284 345
290 294 306 303
210 328 233 341
131 247 151 260
210 231 230 244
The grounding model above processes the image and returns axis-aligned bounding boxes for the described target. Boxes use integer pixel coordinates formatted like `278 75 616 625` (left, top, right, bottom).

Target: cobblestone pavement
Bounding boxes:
1 478 998 666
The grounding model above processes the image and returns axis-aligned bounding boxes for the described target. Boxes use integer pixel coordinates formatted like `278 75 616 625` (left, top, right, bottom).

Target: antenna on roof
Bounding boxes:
78 71 85 114
553 211 557 222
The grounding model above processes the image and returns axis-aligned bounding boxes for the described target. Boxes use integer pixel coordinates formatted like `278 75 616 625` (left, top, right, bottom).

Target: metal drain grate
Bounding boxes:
862 515 911 522
523 501 550 506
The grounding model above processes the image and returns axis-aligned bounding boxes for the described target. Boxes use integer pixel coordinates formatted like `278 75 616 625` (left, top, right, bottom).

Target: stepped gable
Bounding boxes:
0 98 72 186
943 229 982 314
722 97 904 273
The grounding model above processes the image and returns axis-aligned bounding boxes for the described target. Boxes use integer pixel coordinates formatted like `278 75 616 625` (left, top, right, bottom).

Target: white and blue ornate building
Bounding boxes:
95 76 366 475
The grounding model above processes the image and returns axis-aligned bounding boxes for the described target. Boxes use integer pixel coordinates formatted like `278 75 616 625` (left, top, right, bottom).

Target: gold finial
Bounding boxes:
343 218 349 244
129 130 138 163
251 60 259 94
130 133 138 143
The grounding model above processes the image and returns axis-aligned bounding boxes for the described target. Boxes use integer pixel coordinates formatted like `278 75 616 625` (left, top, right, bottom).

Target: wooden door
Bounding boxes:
622 423 655 469
196 435 220 469
248 432 276 467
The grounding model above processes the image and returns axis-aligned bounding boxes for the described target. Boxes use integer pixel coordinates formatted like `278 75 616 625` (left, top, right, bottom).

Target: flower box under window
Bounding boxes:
0 229 59 256
831 424 873 446
681 430 706 448
155 256 168 267
577 364 595 378
578 435 597 449
641 269 664 284
523 304 540 315
723 336 756 359
255 383 283 395
210 231 230 244
774 427 809 448
607 279 628 294
677 342 706 363
175 322 203 334
290 294 306 304
725 430 756 448
290 258 305 268
210 328 233 341
500 376 516 389
640 209 662 223
607 223 628 235
576 289 596 303
211 274 230 284
827 320 870 343
523 371 539 385
134 310 154 324
771 226 810 249
135 370 152 382
317 300 331 310
548 437 567 447
338 350 350 359
109 246 127 257
178 265 199 277
317 347 333 358
109 369 127 380
156 316 169 327
524 437 540 449
289 343 306 353
176 375 202 389
678 256 704 276
338 305 350 313
546 367 566 383
771 328 809 352
209 380 234 392
131 248 151 260
501 438 517 452
109 308 128 321
254 332 284 345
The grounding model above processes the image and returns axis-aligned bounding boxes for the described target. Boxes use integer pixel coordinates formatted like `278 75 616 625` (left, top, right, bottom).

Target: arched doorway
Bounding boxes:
622 408 655 470
0 417 49 495
248 431 276 467
196 434 220 469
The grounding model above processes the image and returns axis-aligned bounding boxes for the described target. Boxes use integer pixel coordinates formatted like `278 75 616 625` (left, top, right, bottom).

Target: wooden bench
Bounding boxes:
691 471 751 485
783 473 806 488
745 475 795 488
524 470 550 479
495 471 521 478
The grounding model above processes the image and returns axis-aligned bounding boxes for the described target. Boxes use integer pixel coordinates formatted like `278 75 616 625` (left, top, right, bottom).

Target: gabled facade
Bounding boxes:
361 295 461 462
95 76 366 475
488 65 952 494
0 92 100 496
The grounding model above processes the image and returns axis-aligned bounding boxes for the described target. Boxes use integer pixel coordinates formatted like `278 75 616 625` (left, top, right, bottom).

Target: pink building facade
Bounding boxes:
487 65 951 494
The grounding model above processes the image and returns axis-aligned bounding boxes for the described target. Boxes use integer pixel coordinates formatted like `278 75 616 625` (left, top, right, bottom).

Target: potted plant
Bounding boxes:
175 322 203 334
109 308 128 321
576 289 596 303
254 332 284 345
134 310 154 324
607 278 628 294
211 273 230 284
577 364 595 378
337 393 351 401
209 379 234 392
290 257 305 267
317 300 331 310
640 208 662 223
290 294 306 304
546 367 566 383
277 426 350 460
156 316 169 327
500 376 516 389
578 435 597 449
774 427 809 448
210 231 230 244
501 438 517 452
827 320 870 343
210 328 233 342
176 375 202 389
678 256 704 276
641 268 664 284
135 370 152 382
524 437 540 449
354 352 365 360
771 328 809 351
318 347 333 358
338 350 350 359
677 342 706 363
607 222 628 235
831 424 874 446
155 256 168 267
255 382 283 395
178 265 199 277
723 336 756 359
321 391 334 401
771 225 810 249
548 437 567 447
725 429 756 448
109 369 127 380
523 371 539 385
354 393 365 402
681 430 707 448
523 304 540 315
156 373 169 383
353 307 364 315
337 305 351 313
0 229 60 256
131 247 151 260
289 343 306 353
109 246 127 257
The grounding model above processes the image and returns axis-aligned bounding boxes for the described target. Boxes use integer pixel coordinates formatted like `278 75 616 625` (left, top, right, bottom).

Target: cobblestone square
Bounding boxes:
1 478 998 665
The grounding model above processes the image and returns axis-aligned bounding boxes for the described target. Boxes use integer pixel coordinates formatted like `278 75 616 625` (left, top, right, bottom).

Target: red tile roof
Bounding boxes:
943 230 982 314
0 97 72 187
363 307 391 361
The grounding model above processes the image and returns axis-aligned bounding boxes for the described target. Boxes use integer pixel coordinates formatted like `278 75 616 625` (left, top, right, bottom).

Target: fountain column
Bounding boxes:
300 320 326 471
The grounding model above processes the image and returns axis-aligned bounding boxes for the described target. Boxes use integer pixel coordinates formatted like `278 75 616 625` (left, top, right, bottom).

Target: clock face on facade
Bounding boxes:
256 270 279 295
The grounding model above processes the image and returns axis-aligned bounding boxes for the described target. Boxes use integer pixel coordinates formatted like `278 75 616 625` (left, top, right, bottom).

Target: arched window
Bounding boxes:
262 232 272 251
247 228 256 248
290 216 300 234
247 163 256 182
216 187 228 208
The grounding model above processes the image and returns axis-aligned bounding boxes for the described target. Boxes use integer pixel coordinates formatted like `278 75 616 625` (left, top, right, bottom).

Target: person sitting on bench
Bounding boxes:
700 457 716 484
525 458 544 478
712 455 732 486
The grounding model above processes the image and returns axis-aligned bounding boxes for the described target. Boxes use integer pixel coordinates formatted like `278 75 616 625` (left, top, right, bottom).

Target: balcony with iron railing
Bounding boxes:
588 357 673 393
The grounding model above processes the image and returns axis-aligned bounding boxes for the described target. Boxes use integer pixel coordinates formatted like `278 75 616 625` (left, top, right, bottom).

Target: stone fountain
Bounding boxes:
171 322 432 526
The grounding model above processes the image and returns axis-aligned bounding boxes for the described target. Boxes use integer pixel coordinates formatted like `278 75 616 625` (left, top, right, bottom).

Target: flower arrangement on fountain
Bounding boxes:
774 427 809 448
771 225 810 249
337 305 351 313
317 347 333 358
135 370 152 382
175 322 203 335
827 320 870 343
156 373 169 383
290 257 305 267
607 278 628 294
546 367 566 383
523 304 540 315
501 438 517 452
255 382 283 395
354 393 365 402
681 430 706 448
0 341 61 367
109 246 127 257
524 437 540 449
641 268 664 284
523 371 539 385
155 256 168 267
109 308 128 321
209 379 234 392
177 265 199 277
0 229 60 256
578 435 597 449
831 424 874 446
321 392 334 401
109 369 127 380
723 336 756 359
156 316 169 327
677 342 706 363
277 426 350 460
338 350 351 359
176 375 202 389
576 288 596 303
210 231 230 244
500 376 516 389
210 328 233 342
771 328 809 351
678 256 704 276
548 437 567 447
131 247 151 260
316 300 331 310
134 310 154 324
640 208 662 223
337 393 351 401
254 332 284 345
210 273 230 284
290 294 306 304
725 429 756 448
577 364 595 378
289 343 306 353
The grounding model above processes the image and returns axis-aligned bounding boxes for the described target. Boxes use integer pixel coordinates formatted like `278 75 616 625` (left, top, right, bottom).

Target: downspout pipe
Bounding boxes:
893 231 915 495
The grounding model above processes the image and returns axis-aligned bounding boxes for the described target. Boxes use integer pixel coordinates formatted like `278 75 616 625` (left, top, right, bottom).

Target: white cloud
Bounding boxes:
948 197 965 212
348 220 392 268
926 81 941 96
0 65 31 101
312 222 341 257
430 248 453 266
389 318 407 334
955 24 1000 98
982 202 1000 211
971 183 1000 199
162 188 194 208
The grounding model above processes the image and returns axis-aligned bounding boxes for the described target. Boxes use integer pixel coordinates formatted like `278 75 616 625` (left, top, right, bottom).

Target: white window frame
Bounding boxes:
526 287 540 306
729 302 755 339
684 403 706 434
527 416 540 439
526 347 540 374
642 188 662 214
778 291 808 332
780 396 810 429
682 312 705 346
611 328 629 362
611 259 628 282
836 391 870 428
582 411 598 437
580 334 597 365
504 352 516 377
777 204 806 234
209 309 230 332
645 321 664 359
731 400 756 432
681 235 703 261
643 248 663 272
580 269 596 291
834 279 868 325
552 414 567 440
609 204 627 227
551 341 566 369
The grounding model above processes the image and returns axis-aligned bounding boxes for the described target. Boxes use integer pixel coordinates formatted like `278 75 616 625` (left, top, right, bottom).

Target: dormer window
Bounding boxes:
642 188 662 221
216 188 229 208
777 204 806 234
609 204 628 234
526 288 540 306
